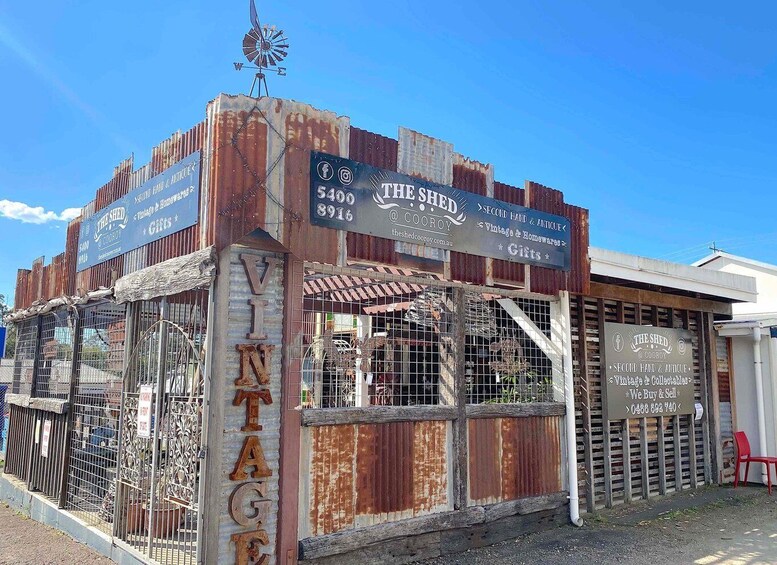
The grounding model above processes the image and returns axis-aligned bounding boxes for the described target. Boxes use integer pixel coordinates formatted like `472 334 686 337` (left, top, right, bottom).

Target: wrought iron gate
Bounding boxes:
114 296 207 564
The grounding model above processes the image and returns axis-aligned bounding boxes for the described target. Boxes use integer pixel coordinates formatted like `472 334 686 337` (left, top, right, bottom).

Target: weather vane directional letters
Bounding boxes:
233 0 289 98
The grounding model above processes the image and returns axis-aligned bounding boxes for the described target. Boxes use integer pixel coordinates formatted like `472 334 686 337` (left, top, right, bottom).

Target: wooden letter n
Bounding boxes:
235 344 274 386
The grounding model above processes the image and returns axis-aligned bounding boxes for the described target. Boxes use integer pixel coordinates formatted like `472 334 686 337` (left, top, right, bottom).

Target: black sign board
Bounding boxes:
309 152 571 270
603 322 696 420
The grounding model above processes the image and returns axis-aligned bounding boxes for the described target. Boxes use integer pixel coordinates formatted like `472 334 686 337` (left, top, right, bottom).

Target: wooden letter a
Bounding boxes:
230 435 272 481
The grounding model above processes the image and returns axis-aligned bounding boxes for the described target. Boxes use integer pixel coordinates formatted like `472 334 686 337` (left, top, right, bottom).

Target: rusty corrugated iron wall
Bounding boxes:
304 420 449 537
468 416 562 506
13 96 590 310
492 181 526 285
526 180 590 295
14 121 207 308
450 157 489 285
346 127 399 265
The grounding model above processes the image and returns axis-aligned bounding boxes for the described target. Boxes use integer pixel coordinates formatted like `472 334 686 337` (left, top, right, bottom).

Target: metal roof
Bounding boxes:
590 247 757 303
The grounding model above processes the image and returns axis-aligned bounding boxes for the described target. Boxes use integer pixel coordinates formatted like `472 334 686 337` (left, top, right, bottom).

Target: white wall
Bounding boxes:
730 335 777 483
704 257 777 319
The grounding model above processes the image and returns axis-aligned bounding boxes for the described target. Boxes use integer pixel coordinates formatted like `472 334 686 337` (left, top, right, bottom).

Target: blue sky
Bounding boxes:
1 1 776 303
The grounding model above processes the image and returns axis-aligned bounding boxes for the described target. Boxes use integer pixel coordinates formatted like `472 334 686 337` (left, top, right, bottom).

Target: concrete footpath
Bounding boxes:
0 483 775 564
0 502 114 565
416 485 777 565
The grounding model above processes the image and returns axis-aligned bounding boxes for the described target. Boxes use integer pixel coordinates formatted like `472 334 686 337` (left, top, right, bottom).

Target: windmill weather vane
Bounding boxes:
233 0 289 98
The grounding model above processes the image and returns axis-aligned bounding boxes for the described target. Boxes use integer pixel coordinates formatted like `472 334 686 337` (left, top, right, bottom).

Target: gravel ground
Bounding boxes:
416 486 777 565
0 503 114 565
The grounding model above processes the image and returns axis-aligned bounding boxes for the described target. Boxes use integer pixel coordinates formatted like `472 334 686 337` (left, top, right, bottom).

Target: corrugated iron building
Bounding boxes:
1 94 757 565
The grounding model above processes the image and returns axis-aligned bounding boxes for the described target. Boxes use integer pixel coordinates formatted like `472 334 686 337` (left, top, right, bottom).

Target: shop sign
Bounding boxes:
603 322 696 420
137 385 153 438
76 151 201 271
226 254 280 565
309 151 571 270
40 419 52 458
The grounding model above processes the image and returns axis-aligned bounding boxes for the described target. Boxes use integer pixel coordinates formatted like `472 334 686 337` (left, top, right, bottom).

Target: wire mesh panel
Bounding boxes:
465 297 554 405
296 265 556 409
65 302 127 532
35 311 75 399
11 317 38 395
115 290 207 565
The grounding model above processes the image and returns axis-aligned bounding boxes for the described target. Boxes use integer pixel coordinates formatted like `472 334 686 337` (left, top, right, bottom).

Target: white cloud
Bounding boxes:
59 207 82 222
0 199 81 224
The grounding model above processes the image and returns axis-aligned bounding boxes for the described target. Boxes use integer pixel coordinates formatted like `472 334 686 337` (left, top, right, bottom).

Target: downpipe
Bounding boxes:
560 291 583 527
753 327 769 484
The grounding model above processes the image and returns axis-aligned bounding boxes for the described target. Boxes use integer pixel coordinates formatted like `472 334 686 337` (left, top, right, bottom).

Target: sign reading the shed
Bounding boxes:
309 151 571 270
603 322 696 420
76 151 201 271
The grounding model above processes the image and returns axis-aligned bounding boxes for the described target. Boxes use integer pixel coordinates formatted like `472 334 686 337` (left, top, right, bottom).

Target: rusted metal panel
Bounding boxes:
468 418 501 504
450 157 490 285
14 270 30 310
398 127 453 185
412 420 449 513
346 127 399 265
11 121 207 310
208 108 269 249
356 422 414 516
506 416 562 499
492 181 526 285
64 219 81 296
468 416 562 506
565 203 591 295
306 420 449 537
282 110 343 264
309 424 356 536
30 256 44 302
527 181 590 296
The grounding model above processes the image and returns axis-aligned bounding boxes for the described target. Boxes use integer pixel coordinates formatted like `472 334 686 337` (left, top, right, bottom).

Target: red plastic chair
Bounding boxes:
734 431 777 494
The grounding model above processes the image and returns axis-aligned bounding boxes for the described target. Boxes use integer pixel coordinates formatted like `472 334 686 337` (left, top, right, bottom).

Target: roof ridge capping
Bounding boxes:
589 247 757 303
693 250 777 275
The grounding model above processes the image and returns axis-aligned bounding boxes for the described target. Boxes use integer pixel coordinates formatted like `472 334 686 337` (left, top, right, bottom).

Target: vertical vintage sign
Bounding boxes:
220 249 284 565
603 322 696 420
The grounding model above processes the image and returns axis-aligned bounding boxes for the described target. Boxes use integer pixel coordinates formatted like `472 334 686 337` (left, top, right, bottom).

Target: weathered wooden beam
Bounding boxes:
597 299 613 508
585 282 733 316
299 507 486 560
673 415 683 492
615 301 631 503
6 394 69 414
657 416 667 495
482 491 568 522
576 295 595 512
114 246 216 303
300 405 458 426
698 311 712 485
465 403 565 419
453 288 468 511
707 312 723 484
298 492 568 561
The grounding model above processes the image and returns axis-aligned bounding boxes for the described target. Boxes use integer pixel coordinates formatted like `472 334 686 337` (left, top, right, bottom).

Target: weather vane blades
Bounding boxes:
249 0 262 34
234 1 290 98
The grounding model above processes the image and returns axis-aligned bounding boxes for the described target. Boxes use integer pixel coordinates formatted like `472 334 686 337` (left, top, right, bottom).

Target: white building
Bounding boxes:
695 252 777 484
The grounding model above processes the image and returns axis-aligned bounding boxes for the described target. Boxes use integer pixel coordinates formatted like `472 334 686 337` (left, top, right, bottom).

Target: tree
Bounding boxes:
0 293 16 358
